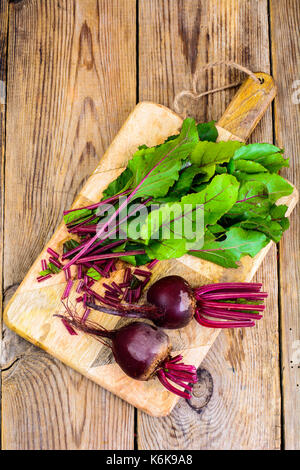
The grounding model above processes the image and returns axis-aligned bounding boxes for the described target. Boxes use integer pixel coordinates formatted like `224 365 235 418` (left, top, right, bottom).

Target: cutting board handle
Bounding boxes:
217 72 276 141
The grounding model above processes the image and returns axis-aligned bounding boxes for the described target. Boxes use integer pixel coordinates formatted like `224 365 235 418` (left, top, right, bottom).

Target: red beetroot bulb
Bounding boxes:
111 321 171 380
56 305 197 399
147 275 195 329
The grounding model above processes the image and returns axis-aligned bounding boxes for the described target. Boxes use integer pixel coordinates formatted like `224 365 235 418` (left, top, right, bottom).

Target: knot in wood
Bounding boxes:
186 368 213 413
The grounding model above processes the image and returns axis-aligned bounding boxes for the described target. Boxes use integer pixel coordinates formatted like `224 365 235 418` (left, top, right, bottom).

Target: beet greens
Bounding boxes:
37 118 289 335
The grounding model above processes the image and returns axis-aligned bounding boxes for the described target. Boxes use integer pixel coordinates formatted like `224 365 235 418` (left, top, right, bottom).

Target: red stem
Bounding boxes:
63 139 186 270
76 249 145 264
194 283 262 295
200 308 263 321
199 300 265 311
195 309 255 328
157 370 192 400
199 291 267 300
165 373 193 391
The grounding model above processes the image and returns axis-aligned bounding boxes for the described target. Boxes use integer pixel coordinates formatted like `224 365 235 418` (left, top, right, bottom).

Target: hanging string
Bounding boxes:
173 61 261 117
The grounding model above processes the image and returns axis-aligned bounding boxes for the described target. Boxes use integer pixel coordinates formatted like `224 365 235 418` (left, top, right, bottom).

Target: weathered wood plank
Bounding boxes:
138 0 281 449
0 0 9 446
0 0 8 319
2 0 136 449
270 0 300 450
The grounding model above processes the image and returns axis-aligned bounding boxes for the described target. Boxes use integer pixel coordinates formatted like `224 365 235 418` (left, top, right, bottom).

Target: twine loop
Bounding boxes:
173 61 262 117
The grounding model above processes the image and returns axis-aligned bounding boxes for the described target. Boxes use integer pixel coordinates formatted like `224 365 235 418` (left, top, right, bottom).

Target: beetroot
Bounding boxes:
147 275 195 329
56 306 197 399
111 322 171 380
87 275 268 329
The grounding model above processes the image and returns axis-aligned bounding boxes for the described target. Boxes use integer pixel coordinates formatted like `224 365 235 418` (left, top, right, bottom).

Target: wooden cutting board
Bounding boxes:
4 73 298 417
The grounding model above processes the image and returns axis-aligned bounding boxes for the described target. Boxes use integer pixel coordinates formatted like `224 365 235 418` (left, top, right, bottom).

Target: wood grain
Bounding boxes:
6 93 295 418
0 0 8 444
218 72 276 140
2 0 136 450
138 0 282 449
270 0 300 450
2 0 299 450
0 0 8 314
4 0 294 418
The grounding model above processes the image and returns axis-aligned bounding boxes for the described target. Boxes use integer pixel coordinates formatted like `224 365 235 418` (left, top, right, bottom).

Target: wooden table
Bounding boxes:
1 0 299 450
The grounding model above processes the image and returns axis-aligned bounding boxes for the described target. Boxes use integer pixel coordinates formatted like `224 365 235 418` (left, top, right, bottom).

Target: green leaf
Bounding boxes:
226 180 271 219
63 209 94 225
63 239 80 254
139 174 239 261
142 203 204 249
223 227 269 257
233 160 268 173
237 217 282 243
254 153 289 173
238 204 289 242
102 167 133 199
232 143 289 173
215 164 227 174
102 118 198 202
208 223 226 234
141 174 239 243
181 174 240 225
86 267 102 281
155 162 216 203
38 268 53 277
190 245 239 268
270 204 290 231
233 172 293 204
127 117 199 200
48 262 61 274
184 140 243 191
140 202 184 243
197 121 218 142
164 164 209 201
111 241 137 265
62 239 81 260
233 143 282 160
135 252 152 266
146 238 188 260
191 140 243 168
111 241 150 266
190 227 269 268
191 164 216 185
154 166 205 203
103 118 198 204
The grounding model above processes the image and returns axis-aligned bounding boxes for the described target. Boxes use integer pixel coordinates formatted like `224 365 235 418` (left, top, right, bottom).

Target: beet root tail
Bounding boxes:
194 282 268 329
86 301 163 321
55 301 115 345
157 354 198 399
